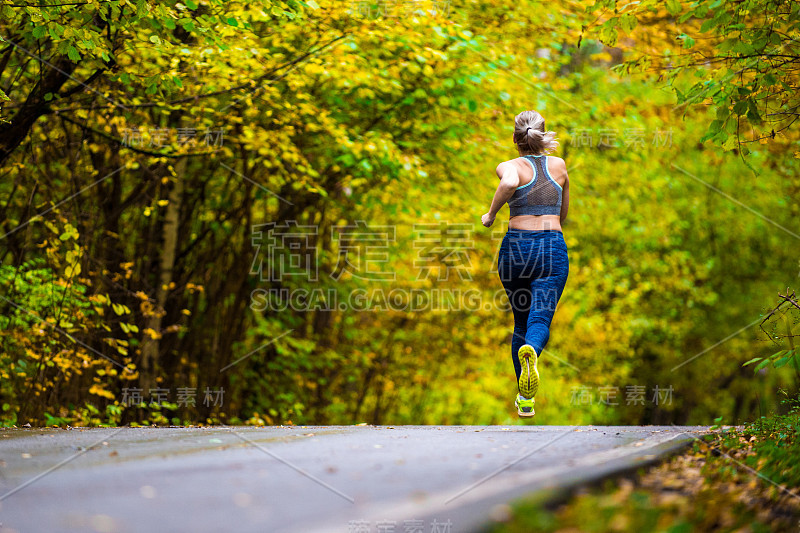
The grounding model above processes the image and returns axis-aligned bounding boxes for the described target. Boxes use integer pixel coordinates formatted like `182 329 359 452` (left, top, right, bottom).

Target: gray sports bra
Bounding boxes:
507 155 563 217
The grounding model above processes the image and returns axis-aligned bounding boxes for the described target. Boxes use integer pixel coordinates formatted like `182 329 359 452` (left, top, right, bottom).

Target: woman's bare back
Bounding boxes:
505 155 568 231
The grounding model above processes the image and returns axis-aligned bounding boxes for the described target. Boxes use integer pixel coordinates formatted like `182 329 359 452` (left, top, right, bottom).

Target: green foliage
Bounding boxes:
0 216 140 426
0 256 120 426
745 348 800 373
720 390 800 488
585 0 800 154
490 395 800 533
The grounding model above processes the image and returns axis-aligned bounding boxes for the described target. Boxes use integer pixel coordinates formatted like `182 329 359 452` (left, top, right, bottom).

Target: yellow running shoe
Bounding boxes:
515 394 535 417
517 344 539 400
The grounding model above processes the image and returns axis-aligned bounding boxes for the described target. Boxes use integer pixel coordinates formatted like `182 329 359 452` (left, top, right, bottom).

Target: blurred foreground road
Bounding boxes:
0 425 708 533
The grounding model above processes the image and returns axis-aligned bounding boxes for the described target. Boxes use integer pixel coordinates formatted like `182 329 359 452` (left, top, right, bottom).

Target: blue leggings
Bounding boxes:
497 229 569 382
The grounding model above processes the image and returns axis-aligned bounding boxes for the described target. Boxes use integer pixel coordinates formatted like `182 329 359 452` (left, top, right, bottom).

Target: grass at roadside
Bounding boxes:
484 393 800 533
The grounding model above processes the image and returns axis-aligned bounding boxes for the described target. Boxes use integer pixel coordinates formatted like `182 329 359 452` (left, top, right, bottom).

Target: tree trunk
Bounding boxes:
140 159 185 393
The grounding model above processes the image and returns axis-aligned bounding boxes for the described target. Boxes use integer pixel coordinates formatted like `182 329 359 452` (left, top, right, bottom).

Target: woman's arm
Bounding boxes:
559 166 569 223
482 162 520 227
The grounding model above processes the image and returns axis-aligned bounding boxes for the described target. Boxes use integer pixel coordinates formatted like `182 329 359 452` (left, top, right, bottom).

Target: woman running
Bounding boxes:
481 110 570 417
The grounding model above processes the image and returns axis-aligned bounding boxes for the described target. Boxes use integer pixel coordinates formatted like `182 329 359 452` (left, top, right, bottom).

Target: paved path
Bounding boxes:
0 425 708 533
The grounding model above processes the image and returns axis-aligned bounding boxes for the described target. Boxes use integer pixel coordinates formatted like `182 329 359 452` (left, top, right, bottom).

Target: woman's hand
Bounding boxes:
481 212 496 227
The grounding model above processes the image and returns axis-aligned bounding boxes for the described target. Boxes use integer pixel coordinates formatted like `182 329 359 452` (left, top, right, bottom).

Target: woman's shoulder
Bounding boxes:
496 156 525 167
495 157 525 176
545 155 567 176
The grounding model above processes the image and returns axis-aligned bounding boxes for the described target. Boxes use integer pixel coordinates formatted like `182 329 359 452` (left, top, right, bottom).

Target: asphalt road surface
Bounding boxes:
0 425 708 533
